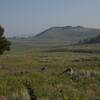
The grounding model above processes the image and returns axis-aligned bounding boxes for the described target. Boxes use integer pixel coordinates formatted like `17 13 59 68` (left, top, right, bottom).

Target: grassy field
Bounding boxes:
0 38 100 100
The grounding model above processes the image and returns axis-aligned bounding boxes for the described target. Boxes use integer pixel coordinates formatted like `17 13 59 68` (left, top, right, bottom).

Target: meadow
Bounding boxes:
0 38 100 100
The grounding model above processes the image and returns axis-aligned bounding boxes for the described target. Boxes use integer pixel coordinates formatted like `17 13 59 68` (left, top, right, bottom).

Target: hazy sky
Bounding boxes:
0 0 100 36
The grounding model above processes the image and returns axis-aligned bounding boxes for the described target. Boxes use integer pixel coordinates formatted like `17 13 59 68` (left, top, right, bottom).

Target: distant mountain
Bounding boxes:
8 33 35 38
33 26 100 44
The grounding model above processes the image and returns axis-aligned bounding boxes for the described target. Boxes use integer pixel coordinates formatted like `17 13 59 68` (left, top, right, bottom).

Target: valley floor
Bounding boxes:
0 41 100 100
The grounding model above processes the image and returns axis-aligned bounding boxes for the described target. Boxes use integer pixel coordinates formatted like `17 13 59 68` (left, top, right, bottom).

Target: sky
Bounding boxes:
0 0 100 37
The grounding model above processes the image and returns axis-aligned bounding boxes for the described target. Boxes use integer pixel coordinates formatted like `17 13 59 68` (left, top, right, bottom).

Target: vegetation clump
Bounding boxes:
0 25 11 54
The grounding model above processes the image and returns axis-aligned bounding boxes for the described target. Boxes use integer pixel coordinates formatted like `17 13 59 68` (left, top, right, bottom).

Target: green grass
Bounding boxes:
0 39 100 99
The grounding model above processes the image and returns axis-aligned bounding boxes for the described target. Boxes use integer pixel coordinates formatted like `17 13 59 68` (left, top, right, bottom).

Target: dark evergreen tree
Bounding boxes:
0 25 11 54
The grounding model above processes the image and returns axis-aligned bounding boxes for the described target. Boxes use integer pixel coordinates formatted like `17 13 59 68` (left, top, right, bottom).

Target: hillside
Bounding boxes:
32 26 100 44
4 27 100 100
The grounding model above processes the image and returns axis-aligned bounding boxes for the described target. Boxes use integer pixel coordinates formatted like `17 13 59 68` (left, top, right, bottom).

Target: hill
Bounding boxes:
32 26 100 44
